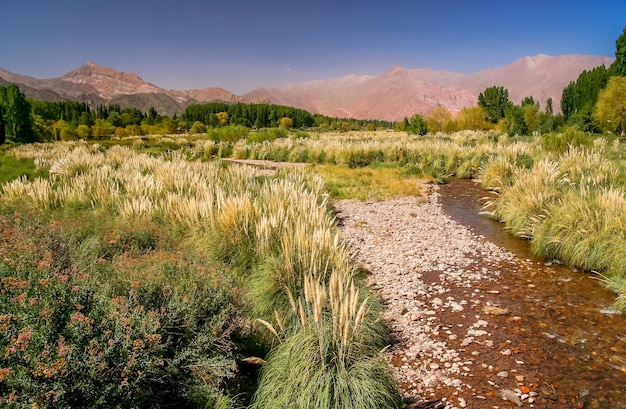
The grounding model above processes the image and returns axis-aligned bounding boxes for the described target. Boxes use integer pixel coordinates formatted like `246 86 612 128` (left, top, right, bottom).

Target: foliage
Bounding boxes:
251 273 401 409
405 114 428 135
0 153 49 188
0 85 35 143
246 128 287 144
455 106 491 131
539 127 594 153
611 24 626 76
207 125 251 142
278 117 293 129
560 65 611 130
426 106 454 133
0 107 5 145
0 208 243 408
593 76 626 135
1 141 403 406
503 104 528 136
478 86 510 123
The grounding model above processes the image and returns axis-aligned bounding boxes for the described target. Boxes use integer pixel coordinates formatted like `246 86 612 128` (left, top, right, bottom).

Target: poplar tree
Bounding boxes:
612 24 626 76
0 107 5 144
0 85 35 143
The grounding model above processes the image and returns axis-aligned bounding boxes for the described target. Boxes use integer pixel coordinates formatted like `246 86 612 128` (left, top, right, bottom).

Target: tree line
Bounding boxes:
400 25 626 137
1 25 625 144
0 89 394 144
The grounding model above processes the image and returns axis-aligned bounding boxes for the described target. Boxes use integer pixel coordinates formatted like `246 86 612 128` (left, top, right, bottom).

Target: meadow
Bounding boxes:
1 127 625 407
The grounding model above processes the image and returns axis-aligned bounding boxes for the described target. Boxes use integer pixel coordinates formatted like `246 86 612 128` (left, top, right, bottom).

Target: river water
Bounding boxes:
438 178 626 408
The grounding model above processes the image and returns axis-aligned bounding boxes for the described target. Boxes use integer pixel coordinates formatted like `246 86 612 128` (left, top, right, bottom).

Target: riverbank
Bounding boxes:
335 189 626 409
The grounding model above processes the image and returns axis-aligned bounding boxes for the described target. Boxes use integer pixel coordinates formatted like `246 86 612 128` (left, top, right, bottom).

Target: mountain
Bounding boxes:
0 54 614 121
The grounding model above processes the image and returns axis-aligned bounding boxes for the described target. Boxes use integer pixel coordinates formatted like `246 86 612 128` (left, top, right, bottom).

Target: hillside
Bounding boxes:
0 54 614 121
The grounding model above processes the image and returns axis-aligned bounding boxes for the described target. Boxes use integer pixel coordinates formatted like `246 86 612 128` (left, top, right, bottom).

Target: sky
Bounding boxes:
0 0 624 94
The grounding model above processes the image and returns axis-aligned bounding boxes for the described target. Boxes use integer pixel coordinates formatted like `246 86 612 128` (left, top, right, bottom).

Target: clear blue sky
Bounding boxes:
1 0 624 94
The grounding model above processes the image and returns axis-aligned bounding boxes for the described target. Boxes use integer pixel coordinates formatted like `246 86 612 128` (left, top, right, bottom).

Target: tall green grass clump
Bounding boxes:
252 273 401 409
486 158 567 239
531 186 626 276
539 127 594 153
485 143 626 309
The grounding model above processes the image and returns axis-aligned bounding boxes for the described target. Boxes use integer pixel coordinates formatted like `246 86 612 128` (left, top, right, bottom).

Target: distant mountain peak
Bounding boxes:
0 53 615 120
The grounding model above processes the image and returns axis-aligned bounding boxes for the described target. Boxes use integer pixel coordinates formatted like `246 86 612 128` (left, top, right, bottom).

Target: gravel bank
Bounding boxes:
334 192 540 409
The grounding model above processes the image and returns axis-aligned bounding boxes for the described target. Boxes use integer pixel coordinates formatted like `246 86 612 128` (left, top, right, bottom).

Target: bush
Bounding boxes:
207 125 250 142
540 127 594 153
0 210 245 408
247 128 287 144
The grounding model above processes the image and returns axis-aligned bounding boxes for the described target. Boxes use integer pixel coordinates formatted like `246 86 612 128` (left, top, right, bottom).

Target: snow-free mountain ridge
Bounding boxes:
0 54 614 121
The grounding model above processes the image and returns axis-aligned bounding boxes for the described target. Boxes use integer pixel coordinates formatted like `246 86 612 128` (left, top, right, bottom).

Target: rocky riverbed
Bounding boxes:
334 191 626 409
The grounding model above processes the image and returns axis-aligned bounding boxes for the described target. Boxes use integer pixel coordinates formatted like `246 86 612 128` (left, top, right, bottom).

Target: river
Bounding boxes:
438 178 626 408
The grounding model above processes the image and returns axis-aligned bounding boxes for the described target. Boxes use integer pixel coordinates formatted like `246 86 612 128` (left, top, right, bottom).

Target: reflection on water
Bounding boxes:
438 178 626 408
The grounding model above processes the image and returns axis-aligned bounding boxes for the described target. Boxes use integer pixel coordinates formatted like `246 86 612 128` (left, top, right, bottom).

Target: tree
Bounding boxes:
426 106 453 133
478 86 510 123
76 124 91 139
0 85 35 143
545 98 554 117
455 106 491 130
0 107 5 144
540 98 556 133
521 97 540 134
216 111 229 126
560 65 611 129
612 24 626 76
593 76 626 135
406 114 428 135
107 111 122 127
278 117 293 129
189 121 207 134
503 104 528 135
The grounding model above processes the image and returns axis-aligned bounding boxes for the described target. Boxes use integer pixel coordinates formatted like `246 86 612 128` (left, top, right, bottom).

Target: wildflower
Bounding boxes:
0 368 12 382
0 314 11 331
11 292 27 305
57 339 70 357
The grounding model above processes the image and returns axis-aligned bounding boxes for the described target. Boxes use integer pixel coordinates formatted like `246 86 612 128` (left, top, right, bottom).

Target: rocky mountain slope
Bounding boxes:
0 54 614 120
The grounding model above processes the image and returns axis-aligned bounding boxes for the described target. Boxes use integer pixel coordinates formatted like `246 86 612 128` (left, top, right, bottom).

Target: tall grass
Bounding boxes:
1 140 402 407
252 272 400 409
484 142 626 308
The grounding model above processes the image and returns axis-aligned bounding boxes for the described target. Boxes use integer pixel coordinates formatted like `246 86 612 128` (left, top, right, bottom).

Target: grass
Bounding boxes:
0 151 49 188
0 139 403 407
4 128 626 407
252 272 400 409
313 164 428 201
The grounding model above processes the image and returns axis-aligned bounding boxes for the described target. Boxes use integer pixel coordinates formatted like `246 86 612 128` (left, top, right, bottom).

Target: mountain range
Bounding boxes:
0 54 614 121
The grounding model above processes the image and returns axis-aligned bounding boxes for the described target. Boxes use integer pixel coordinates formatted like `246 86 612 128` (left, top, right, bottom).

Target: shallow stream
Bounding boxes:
438 178 626 408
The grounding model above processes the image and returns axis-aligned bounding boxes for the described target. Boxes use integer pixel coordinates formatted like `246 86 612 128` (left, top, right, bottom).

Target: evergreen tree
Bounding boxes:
477 86 510 123
406 114 428 135
612 24 626 76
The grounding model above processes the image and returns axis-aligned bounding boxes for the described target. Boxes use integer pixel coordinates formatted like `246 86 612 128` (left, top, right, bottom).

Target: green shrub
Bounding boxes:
207 125 250 142
0 210 244 408
0 153 49 188
247 128 288 144
540 127 594 153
